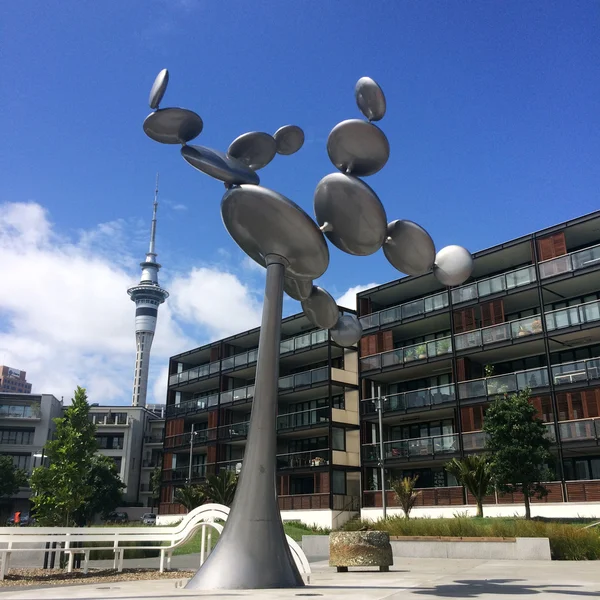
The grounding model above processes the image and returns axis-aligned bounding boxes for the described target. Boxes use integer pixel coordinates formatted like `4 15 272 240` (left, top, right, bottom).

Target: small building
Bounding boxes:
0 366 32 394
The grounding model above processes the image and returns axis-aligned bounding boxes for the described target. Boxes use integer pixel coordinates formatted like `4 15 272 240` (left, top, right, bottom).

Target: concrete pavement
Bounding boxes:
0 558 599 599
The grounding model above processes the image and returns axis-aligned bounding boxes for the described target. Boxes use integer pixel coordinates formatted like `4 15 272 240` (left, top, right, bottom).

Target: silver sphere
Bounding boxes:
181 145 259 186
149 69 169 110
355 77 386 121
227 132 277 171
284 276 313 301
383 220 436 276
330 313 363 347
143 108 204 144
433 245 474 286
301 286 339 329
274 125 305 155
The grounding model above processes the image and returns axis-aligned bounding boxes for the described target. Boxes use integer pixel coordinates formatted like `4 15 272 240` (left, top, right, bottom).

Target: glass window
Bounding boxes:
590 459 600 480
332 427 345 451
332 470 346 494
332 395 345 409
574 460 591 480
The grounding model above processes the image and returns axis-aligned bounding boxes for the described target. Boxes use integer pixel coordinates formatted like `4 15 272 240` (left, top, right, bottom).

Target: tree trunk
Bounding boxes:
476 498 483 518
523 493 531 520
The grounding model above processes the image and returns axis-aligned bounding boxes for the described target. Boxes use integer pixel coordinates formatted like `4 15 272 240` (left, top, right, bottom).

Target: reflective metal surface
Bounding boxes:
327 119 389 176
227 132 277 170
383 219 436 276
355 77 386 121
221 185 329 280
301 286 339 329
283 276 313 301
181 145 260 185
149 69 169 109
314 173 387 256
274 125 305 155
143 108 203 144
433 245 474 286
330 313 363 347
186 257 304 590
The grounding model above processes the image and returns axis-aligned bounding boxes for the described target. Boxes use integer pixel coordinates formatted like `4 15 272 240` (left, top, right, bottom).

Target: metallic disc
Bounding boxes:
274 125 305 155
433 245 474 286
327 119 390 177
330 313 363 347
355 77 386 121
284 276 313 301
143 108 203 144
149 69 169 109
301 287 339 330
221 186 329 280
227 132 277 170
383 220 436 276
181 145 259 185
314 172 387 256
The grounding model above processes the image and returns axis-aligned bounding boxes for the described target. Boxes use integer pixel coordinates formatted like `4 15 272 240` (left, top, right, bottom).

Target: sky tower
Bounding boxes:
127 176 169 407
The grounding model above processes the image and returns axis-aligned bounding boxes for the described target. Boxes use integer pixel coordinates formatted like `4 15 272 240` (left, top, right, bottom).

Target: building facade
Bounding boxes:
0 366 32 394
0 393 62 520
160 311 361 528
357 210 600 514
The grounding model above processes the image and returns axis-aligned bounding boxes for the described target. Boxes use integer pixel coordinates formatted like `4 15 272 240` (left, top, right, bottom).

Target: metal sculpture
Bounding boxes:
142 70 474 590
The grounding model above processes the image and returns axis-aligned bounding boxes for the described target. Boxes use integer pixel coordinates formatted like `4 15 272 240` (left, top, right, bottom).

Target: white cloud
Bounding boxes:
336 283 379 310
0 202 262 406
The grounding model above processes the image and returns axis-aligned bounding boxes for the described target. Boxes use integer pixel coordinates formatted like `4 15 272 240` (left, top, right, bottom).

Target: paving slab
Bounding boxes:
0 558 598 599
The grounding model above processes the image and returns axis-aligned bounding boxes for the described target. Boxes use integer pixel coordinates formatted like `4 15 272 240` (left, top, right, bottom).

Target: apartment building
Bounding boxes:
0 393 62 520
358 210 600 516
160 311 360 528
0 366 33 394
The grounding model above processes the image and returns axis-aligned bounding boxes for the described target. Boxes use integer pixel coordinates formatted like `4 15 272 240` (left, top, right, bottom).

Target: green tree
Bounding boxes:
390 475 421 519
446 455 493 518
484 389 554 519
174 485 206 511
150 465 162 509
74 455 125 525
30 386 98 526
203 470 238 506
0 455 27 498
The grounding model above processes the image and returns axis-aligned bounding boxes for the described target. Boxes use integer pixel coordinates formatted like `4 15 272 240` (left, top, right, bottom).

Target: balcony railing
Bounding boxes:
545 299 600 332
361 384 456 415
169 361 220 386
162 464 208 482
551 358 600 386
144 435 163 444
277 406 329 429
164 429 214 449
458 366 550 400
277 448 330 469
166 393 219 417
279 329 328 354
359 291 449 330
361 336 452 371
0 404 41 419
218 422 249 441
462 431 487 451
452 265 536 305
545 418 600 443
142 460 160 468
220 385 255 406
539 243 600 279
363 433 459 461
279 366 329 390
278 493 330 510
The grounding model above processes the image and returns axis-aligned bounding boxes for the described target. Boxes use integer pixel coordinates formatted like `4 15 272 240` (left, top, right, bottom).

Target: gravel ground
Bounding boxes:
0 568 193 588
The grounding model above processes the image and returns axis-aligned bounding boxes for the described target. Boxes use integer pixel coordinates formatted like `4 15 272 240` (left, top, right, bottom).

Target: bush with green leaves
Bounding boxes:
446 455 492 518
390 475 421 519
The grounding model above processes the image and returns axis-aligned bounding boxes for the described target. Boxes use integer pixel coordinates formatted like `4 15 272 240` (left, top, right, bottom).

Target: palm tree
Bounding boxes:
446 455 492 518
390 475 421 519
174 485 206 511
203 470 238 506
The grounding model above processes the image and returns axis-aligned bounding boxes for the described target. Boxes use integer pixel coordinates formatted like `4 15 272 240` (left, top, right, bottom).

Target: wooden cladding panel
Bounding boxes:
163 453 173 470
360 331 394 357
529 395 553 422
319 472 330 494
455 357 472 382
536 232 567 261
209 345 220 361
480 300 505 328
453 308 476 333
358 297 372 317
461 405 485 432
555 388 600 421
207 410 219 429
567 481 600 502
166 418 184 437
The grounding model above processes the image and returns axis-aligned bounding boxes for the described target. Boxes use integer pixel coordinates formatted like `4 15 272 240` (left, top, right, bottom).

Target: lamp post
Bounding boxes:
375 391 387 519
187 424 196 484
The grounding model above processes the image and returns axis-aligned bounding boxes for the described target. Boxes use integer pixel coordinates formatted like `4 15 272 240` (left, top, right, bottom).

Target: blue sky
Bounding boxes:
1 1 599 404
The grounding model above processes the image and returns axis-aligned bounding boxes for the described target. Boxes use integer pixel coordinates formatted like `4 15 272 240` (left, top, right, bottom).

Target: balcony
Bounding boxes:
363 433 460 462
220 385 255 406
279 366 329 391
452 265 536 305
0 403 42 420
539 243 600 280
163 428 215 449
546 418 600 444
166 393 219 417
169 361 220 386
144 435 163 444
142 459 160 468
217 422 249 441
359 291 449 330
162 464 208 483
277 449 330 469
545 299 600 332
360 337 452 372
277 406 329 430
279 329 328 354
462 431 487 451
552 358 600 386
458 366 550 400
362 384 456 416
455 315 544 352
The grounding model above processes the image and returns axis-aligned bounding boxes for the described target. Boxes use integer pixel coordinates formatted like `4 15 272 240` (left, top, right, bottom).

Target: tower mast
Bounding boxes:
127 175 169 407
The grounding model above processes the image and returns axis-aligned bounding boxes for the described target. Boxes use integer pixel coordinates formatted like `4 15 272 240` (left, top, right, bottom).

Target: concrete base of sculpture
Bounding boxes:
329 531 393 572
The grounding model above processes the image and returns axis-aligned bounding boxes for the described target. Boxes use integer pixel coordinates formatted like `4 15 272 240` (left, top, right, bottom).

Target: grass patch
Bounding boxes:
341 516 600 560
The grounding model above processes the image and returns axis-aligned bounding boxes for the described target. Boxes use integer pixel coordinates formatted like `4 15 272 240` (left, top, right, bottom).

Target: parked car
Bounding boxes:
141 512 157 526
105 511 129 524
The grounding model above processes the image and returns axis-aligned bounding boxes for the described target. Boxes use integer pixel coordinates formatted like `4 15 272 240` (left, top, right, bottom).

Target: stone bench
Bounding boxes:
329 531 393 572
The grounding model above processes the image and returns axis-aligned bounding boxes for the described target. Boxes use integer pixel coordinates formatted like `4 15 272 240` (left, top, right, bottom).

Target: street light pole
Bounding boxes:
188 423 195 484
376 386 387 519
